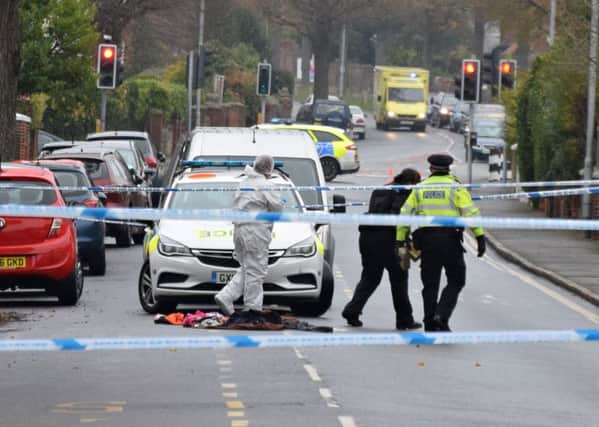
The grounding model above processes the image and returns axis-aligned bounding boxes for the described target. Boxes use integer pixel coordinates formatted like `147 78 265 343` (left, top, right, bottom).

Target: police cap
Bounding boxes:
427 154 453 168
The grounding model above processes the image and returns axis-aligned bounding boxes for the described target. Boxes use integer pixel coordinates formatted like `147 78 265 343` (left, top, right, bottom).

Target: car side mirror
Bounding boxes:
96 191 108 204
157 152 166 162
331 194 346 214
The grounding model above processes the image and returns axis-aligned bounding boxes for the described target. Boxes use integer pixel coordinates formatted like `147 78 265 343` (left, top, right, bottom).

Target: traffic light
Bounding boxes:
482 52 497 96
499 59 517 93
97 43 118 89
460 59 480 103
256 62 272 96
186 47 216 90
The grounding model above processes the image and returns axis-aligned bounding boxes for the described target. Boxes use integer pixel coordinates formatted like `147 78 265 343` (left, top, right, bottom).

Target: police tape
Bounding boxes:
1 205 599 230
472 186 599 202
3 179 599 193
0 329 597 352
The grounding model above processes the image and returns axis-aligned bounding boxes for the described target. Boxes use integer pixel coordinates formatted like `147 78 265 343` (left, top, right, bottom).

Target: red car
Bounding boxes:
0 163 83 305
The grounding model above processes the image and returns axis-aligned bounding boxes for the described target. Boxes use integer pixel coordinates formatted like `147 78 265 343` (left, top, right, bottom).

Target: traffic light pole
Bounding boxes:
467 103 473 184
260 97 266 124
100 90 107 132
196 0 205 128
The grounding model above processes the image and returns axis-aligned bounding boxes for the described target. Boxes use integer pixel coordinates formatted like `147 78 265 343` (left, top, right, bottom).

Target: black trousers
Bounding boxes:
417 229 466 325
342 231 415 324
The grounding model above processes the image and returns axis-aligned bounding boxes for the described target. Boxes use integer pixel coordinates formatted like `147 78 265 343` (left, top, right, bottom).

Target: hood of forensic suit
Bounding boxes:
158 220 316 251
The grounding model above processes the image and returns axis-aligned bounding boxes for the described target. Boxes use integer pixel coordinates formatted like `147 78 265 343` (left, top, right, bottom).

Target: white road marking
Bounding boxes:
304 364 322 382
319 388 340 408
338 415 358 427
294 347 305 359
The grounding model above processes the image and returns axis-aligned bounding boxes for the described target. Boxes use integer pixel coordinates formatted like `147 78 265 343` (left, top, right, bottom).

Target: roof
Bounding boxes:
87 130 149 141
260 123 348 138
188 128 319 160
28 159 88 172
44 147 117 160
16 113 32 123
0 163 56 182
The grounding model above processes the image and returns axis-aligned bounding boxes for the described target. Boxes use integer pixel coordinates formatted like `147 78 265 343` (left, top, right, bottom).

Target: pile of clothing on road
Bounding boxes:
154 309 333 333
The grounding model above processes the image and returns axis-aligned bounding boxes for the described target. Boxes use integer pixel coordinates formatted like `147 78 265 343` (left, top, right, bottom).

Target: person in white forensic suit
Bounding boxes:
214 154 282 315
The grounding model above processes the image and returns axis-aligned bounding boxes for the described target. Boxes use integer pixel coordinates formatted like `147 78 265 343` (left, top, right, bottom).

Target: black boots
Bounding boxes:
342 312 363 327
424 315 451 332
396 320 423 330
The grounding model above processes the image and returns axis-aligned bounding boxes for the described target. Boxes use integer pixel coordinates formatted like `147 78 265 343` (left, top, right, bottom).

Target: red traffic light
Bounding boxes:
101 47 115 61
501 62 513 74
463 61 477 75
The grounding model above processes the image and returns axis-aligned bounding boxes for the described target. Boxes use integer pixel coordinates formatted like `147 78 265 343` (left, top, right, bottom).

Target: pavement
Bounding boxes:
478 188 599 307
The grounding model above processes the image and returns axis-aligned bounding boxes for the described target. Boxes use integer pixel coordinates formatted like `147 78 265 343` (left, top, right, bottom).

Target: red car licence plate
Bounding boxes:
0 257 27 270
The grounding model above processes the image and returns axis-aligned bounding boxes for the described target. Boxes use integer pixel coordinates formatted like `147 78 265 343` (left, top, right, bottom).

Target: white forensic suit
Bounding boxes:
215 165 282 312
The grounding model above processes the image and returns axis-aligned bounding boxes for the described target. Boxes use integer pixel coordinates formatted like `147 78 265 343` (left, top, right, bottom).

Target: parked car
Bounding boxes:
39 141 80 157
44 147 150 247
0 163 83 304
16 159 108 275
296 99 353 134
38 130 63 152
466 119 506 160
86 131 165 206
349 105 367 140
430 94 458 128
450 101 471 133
82 140 151 185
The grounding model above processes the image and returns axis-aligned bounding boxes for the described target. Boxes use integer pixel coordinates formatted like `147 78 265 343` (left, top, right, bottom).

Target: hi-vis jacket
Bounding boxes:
396 174 484 241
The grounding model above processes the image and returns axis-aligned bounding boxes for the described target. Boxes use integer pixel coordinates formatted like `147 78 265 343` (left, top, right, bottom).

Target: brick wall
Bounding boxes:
15 120 32 160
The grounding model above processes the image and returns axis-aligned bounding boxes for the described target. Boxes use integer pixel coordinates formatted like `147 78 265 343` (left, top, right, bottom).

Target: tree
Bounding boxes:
19 0 98 139
93 0 164 41
260 0 374 100
0 0 20 161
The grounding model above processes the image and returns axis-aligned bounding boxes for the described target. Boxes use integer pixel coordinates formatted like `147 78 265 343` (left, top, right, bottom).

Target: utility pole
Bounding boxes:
339 24 347 99
549 0 557 46
582 0 598 235
196 0 205 128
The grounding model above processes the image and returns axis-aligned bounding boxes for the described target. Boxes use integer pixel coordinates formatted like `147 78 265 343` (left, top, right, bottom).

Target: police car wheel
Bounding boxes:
290 261 334 317
321 157 340 182
138 260 177 314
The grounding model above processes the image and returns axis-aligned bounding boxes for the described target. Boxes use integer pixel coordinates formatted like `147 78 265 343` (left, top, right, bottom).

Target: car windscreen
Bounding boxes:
475 125 504 138
0 180 57 205
350 106 363 115
442 96 458 106
388 88 424 103
192 156 323 207
132 140 153 158
53 170 92 200
168 182 302 212
314 103 346 118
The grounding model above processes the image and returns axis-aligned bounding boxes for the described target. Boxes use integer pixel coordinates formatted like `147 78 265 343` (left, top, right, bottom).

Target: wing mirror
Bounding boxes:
331 194 346 214
157 152 166 163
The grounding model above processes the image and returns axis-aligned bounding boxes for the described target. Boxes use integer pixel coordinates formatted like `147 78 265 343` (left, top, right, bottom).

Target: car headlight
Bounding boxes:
158 236 193 257
283 236 316 258
440 107 448 115
417 112 426 119
387 111 396 118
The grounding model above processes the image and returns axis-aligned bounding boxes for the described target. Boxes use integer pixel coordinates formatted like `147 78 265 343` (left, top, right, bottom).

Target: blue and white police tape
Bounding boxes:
1 205 599 230
0 329 597 352
3 179 599 193
472 186 599 202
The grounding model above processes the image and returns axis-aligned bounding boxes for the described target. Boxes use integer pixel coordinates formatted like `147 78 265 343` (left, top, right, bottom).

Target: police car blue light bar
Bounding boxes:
181 160 285 168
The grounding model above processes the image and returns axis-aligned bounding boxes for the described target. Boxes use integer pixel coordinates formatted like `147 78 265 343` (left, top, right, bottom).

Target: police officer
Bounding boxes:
342 168 422 330
396 154 486 332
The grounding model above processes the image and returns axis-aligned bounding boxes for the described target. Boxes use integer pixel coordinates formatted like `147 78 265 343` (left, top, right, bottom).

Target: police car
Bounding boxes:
257 123 360 181
138 161 334 317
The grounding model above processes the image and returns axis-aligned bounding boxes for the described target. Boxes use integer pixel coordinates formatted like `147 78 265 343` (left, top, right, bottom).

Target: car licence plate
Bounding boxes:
0 257 26 270
400 120 414 125
211 271 236 284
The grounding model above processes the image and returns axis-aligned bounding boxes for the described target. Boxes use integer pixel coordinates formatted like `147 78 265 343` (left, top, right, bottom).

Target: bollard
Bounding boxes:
488 147 501 181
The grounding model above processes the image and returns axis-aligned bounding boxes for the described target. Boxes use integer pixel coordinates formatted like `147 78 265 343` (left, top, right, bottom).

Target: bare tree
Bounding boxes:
0 0 20 161
261 0 375 100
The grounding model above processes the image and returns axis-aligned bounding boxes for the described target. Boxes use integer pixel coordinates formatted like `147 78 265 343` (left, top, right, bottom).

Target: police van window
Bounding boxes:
312 131 336 142
169 182 302 212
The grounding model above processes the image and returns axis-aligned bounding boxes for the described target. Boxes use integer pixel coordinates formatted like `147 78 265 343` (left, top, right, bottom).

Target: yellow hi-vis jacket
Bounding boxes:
396 174 484 241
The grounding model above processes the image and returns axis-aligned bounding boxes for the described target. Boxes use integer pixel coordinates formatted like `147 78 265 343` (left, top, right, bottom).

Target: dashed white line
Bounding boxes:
319 388 340 408
294 347 305 359
304 364 322 382
338 415 358 427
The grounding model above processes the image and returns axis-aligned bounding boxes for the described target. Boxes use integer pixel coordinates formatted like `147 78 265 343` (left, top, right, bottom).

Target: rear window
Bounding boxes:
53 170 92 199
168 182 301 212
132 140 153 158
314 103 346 117
0 180 57 205
81 160 108 180
193 156 323 207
